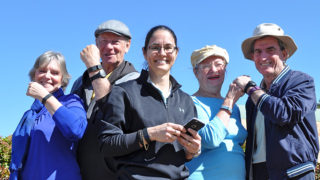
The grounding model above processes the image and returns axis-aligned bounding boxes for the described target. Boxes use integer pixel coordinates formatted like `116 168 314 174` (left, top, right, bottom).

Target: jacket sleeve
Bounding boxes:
258 73 316 126
96 86 141 157
52 95 87 141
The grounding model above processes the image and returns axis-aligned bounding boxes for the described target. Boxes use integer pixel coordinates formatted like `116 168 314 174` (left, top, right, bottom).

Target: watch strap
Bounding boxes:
90 70 106 81
248 86 261 96
87 64 102 73
244 81 257 94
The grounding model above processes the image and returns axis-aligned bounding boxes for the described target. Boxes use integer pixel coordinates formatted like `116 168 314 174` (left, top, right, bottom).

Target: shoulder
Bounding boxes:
59 93 84 107
70 75 83 94
115 72 140 85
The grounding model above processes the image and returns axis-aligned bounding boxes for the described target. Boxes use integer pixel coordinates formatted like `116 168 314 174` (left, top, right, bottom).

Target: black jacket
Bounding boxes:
96 70 197 180
70 61 139 180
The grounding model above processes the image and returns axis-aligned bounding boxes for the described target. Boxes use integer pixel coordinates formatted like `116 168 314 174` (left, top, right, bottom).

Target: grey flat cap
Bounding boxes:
94 20 131 39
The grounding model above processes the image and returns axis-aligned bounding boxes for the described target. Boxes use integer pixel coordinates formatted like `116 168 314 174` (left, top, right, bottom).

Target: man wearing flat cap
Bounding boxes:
71 19 139 180
234 23 318 179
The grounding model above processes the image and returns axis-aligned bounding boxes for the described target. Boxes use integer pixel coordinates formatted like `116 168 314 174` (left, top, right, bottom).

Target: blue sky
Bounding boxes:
1 0 319 136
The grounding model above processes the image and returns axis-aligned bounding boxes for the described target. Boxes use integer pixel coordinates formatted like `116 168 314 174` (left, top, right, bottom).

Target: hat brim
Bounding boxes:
94 29 131 39
241 35 297 60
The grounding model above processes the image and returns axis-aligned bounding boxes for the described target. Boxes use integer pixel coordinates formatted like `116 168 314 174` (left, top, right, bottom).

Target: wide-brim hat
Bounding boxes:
94 19 131 39
191 45 229 68
241 23 297 60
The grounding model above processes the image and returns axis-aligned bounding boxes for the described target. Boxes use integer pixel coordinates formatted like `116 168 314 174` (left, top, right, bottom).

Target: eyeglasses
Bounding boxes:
196 62 226 71
148 45 177 54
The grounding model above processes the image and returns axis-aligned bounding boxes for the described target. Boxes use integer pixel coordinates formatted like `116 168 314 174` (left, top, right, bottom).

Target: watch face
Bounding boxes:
100 70 106 77
90 70 106 81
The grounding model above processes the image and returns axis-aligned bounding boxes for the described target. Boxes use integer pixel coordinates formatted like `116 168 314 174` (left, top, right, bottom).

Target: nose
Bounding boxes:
159 47 166 56
45 71 51 79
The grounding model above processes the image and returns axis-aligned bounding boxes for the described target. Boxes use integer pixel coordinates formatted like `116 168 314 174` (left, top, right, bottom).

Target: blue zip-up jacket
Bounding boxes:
245 66 319 179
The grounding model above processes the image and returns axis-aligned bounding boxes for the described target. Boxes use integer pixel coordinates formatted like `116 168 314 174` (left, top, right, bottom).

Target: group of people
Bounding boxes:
9 19 318 180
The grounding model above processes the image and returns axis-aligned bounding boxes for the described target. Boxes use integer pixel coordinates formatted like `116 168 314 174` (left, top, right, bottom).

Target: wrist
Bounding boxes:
87 64 102 73
42 93 53 105
244 81 257 94
248 86 261 96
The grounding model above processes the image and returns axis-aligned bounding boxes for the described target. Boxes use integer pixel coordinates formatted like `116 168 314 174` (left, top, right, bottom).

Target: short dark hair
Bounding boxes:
250 36 286 53
143 25 178 51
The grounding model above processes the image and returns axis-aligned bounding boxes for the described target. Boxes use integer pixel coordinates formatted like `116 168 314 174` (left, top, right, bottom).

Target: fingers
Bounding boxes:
178 129 201 154
80 44 101 67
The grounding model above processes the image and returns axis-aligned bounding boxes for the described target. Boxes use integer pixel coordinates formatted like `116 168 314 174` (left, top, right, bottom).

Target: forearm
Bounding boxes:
53 106 87 140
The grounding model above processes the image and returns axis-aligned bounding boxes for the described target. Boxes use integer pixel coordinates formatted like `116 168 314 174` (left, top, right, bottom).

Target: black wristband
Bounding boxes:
143 128 151 143
138 130 144 146
87 64 102 73
244 81 257 94
42 93 53 105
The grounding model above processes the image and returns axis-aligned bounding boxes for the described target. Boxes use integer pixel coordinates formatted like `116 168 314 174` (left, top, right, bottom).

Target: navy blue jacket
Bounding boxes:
96 70 197 179
245 66 319 179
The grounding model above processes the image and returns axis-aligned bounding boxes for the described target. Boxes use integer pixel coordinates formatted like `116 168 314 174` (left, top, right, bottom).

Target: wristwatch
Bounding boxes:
87 64 102 73
90 69 106 81
244 81 257 94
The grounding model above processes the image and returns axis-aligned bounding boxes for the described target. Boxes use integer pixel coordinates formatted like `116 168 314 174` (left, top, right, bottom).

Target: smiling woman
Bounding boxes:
9 51 87 180
96 25 201 179
186 45 247 180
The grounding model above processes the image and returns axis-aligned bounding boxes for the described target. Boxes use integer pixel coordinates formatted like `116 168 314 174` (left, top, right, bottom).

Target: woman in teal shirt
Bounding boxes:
186 45 247 180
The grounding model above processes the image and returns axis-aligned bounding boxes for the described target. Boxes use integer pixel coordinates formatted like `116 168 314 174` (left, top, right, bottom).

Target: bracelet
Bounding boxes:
248 86 261 96
220 105 232 115
138 130 149 151
143 128 151 143
42 93 53 105
87 64 102 73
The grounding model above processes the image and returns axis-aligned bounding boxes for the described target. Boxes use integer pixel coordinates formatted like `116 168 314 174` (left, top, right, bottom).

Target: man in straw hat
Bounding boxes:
71 19 139 180
234 23 318 179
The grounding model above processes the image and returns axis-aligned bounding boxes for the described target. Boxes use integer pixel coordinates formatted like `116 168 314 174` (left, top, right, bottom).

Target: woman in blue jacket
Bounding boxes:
10 51 87 180
96 25 201 179
186 45 247 180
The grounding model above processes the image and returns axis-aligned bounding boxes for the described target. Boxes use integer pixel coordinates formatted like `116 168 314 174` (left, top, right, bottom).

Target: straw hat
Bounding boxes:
241 23 297 60
191 45 229 68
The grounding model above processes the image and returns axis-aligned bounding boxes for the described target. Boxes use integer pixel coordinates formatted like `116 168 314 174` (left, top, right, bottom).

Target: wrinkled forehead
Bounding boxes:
253 36 280 49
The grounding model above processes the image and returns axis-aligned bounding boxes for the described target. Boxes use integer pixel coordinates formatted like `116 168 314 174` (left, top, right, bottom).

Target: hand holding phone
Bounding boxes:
184 118 205 136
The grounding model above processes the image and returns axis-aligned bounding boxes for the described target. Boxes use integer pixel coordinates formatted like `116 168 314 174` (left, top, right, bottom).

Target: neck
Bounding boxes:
193 87 223 99
102 61 121 74
149 70 171 92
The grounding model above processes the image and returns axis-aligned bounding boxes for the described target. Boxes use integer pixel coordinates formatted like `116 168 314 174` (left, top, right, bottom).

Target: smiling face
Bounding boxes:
143 29 178 76
252 36 287 83
96 32 131 72
195 56 226 92
34 60 63 93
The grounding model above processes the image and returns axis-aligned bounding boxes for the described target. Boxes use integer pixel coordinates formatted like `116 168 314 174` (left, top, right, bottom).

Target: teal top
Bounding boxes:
186 96 247 180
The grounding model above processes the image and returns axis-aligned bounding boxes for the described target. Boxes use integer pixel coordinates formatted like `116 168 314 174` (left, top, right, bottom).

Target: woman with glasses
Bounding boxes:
95 25 201 179
185 45 247 180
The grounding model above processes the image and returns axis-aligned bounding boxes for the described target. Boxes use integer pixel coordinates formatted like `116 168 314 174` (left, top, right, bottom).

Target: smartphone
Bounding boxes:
184 118 205 136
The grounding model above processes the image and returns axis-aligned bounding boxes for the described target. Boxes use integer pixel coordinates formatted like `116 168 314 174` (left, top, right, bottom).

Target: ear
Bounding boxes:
125 39 131 53
142 47 147 60
281 49 288 60
193 67 198 77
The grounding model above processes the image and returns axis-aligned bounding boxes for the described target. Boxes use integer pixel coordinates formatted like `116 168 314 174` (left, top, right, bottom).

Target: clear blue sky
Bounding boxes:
1 0 319 136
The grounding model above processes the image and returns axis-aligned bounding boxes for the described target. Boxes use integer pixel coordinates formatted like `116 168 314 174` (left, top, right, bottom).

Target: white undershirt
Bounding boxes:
252 110 267 163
